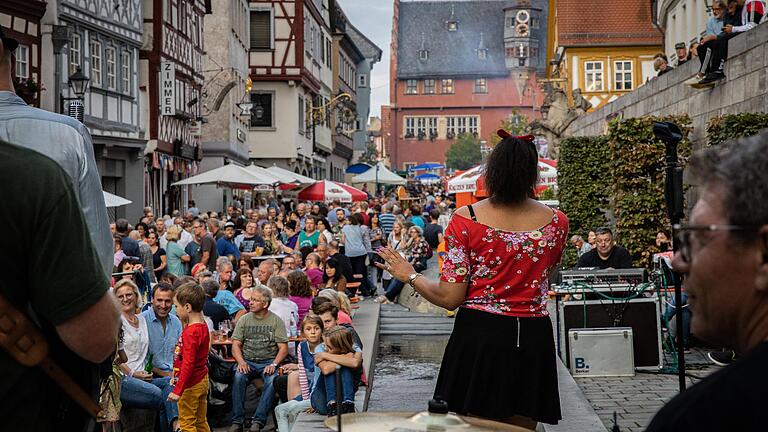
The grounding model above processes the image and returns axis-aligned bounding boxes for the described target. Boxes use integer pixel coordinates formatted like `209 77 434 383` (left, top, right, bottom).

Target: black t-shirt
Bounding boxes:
201 234 218 271
423 222 443 249
646 342 768 431
0 143 109 429
152 247 166 276
576 246 633 269
203 298 230 330
185 241 202 268
240 235 265 254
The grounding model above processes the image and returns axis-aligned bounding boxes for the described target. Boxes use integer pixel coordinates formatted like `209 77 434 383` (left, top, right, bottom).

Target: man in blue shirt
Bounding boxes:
695 0 726 78
141 283 182 432
217 221 241 261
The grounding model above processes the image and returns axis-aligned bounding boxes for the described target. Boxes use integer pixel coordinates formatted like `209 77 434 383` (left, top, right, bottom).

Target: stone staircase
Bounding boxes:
379 304 454 336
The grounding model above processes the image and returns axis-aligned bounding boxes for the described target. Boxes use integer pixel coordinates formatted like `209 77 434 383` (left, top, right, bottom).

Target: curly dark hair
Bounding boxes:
287 270 313 297
484 136 538 204
231 267 253 291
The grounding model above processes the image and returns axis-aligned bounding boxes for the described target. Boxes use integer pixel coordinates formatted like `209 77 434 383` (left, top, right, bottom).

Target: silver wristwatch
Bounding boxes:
408 273 423 287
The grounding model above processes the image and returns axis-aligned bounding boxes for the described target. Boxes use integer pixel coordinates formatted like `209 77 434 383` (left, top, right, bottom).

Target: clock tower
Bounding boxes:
504 0 542 71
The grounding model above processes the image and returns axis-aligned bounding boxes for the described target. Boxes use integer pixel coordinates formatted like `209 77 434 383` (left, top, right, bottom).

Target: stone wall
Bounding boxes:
569 22 768 147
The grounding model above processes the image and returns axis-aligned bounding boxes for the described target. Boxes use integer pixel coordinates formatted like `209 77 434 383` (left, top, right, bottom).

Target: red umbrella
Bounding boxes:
297 180 368 203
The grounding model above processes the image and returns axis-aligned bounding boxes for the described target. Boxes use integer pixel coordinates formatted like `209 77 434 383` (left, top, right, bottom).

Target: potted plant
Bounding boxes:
417 130 426 140
13 77 40 105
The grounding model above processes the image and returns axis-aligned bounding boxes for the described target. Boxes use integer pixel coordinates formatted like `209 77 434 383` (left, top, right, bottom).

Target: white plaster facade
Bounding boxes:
657 0 714 63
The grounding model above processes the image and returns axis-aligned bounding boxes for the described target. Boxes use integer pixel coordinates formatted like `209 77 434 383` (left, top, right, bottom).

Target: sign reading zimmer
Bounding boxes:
160 62 175 116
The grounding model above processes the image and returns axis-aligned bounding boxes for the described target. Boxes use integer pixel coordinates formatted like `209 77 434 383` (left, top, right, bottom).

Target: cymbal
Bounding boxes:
323 411 534 431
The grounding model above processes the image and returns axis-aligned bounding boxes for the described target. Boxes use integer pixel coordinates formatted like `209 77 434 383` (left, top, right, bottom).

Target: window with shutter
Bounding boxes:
250 10 272 50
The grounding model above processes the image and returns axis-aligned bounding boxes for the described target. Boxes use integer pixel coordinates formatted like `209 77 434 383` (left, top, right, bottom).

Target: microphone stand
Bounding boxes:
653 122 686 392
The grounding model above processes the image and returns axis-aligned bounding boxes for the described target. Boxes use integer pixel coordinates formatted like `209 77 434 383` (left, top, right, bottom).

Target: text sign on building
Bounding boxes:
189 121 202 138
160 62 175 116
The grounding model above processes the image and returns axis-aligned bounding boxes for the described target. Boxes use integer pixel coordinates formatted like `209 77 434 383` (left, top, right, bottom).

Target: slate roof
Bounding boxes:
557 0 661 46
396 0 549 79
347 22 383 63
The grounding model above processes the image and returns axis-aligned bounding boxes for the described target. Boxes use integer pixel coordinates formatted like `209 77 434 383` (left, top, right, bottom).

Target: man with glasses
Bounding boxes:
186 220 218 272
576 227 633 269
646 132 768 431
695 0 726 80
229 286 288 432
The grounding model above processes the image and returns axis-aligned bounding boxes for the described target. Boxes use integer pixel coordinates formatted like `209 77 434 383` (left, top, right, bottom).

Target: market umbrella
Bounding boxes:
171 163 278 188
265 164 316 185
447 159 558 194
414 173 441 184
345 163 372 174
409 163 445 172
103 191 132 208
297 180 368 203
350 162 406 185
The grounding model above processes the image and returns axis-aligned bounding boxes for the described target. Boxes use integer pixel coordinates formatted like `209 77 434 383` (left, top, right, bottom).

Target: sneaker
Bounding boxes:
327 401 338 417
708 350 737 366
698 72 725 86
341 400 356 414
374 295 388 303
228 424 243 432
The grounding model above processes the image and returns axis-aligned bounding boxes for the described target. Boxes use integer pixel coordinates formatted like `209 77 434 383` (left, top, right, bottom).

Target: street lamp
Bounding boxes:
63 66 90 122
68 67 90 98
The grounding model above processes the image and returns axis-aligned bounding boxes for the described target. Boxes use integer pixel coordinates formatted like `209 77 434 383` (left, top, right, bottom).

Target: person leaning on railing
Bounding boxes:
378 131 569 430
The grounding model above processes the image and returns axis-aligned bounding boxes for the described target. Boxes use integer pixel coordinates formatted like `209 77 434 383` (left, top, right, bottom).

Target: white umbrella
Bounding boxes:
244 164 283 185
103 191 132 208
266 165 316 184
171 163 279 188
351 162 406 185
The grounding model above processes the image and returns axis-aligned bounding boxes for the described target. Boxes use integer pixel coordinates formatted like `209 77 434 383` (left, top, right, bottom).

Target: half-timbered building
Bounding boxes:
1 0 47 107
41 0 147 221
141 0 207 215
195 0 251 213
246 0 333 179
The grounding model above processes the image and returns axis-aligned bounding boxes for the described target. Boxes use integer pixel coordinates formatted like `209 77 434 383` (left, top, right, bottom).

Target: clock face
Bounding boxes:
516 23 529 37
516 10 530 24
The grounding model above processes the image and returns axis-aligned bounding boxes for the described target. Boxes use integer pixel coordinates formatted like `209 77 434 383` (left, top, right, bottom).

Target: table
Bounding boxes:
212 337 235 362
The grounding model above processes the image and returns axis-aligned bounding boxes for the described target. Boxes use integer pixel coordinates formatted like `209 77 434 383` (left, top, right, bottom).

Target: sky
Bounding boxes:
337 0 394 118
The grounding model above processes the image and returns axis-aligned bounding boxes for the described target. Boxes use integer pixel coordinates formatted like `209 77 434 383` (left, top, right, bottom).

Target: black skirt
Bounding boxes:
434 307 562 424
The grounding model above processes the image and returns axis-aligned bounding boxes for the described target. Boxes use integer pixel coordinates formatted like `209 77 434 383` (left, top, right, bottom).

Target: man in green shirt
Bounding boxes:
230 286 288 431
0 140 120 430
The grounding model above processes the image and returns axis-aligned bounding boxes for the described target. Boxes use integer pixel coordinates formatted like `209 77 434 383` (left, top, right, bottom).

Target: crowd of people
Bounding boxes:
104 191 453 431
654 0 766 86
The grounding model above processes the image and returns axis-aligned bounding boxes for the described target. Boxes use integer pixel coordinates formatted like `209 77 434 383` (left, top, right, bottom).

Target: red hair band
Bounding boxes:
496 129 534 143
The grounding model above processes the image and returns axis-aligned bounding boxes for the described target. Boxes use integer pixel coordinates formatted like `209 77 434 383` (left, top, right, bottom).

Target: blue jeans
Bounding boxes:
231 359 277 426
310 367 355 414
384 279 405 302
663 292 691 346
120 376 178 432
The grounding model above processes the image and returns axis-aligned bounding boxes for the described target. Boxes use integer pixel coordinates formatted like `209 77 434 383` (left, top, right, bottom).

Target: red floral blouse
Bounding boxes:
440 209 568 317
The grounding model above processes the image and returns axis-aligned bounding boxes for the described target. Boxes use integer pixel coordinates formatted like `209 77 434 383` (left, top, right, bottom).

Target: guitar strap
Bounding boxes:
0 293 105 421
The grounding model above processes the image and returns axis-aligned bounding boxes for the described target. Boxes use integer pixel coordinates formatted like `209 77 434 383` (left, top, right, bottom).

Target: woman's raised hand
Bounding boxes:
376 247 416 282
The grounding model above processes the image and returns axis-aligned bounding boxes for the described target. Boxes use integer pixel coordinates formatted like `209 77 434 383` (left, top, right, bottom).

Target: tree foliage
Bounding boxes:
489 110 530 147
607 116 692 269
445 133 482 170
557 136 610 267
358 141 379 165
706 112 768 146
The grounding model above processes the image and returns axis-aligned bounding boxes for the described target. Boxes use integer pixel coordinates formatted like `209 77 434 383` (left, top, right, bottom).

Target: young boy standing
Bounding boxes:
168 282 211 432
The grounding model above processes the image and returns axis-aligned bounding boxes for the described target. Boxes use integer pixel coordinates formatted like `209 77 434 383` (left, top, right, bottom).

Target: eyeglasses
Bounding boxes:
673 224 759 263
712 7 722 10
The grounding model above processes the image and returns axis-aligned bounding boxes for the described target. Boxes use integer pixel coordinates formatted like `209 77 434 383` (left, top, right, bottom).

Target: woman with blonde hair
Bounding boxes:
263 222 292 255
165 225 190 276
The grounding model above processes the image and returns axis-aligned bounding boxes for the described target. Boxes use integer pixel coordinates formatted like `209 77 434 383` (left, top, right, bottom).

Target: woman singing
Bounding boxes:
377 133 568 429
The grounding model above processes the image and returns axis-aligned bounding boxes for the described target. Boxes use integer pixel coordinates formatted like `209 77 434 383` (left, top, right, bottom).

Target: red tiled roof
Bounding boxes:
558 0 662 46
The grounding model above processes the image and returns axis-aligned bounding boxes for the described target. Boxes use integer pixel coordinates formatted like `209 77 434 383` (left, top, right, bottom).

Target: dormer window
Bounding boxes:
478 49 488 60
446 5 458 31
419 50 429 61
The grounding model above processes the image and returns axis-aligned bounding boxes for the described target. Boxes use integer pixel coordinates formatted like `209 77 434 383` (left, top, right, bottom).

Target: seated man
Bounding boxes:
201 279 230 330
303 253 325 290
230 286 289 432
576 227 633 269
570 234 593 258
140 283 182 432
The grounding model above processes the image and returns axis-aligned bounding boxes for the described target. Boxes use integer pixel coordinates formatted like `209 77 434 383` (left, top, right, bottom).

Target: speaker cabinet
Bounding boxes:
558 297 663 369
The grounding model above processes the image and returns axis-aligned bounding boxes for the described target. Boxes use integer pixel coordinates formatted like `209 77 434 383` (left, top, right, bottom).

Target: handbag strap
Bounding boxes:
0 293 105 420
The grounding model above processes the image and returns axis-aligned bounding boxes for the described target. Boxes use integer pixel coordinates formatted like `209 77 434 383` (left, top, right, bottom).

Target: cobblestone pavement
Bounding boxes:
575 354 717 432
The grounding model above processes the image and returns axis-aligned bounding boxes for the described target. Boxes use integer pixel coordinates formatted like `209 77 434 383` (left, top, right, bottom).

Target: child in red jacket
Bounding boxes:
168 282 211 432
